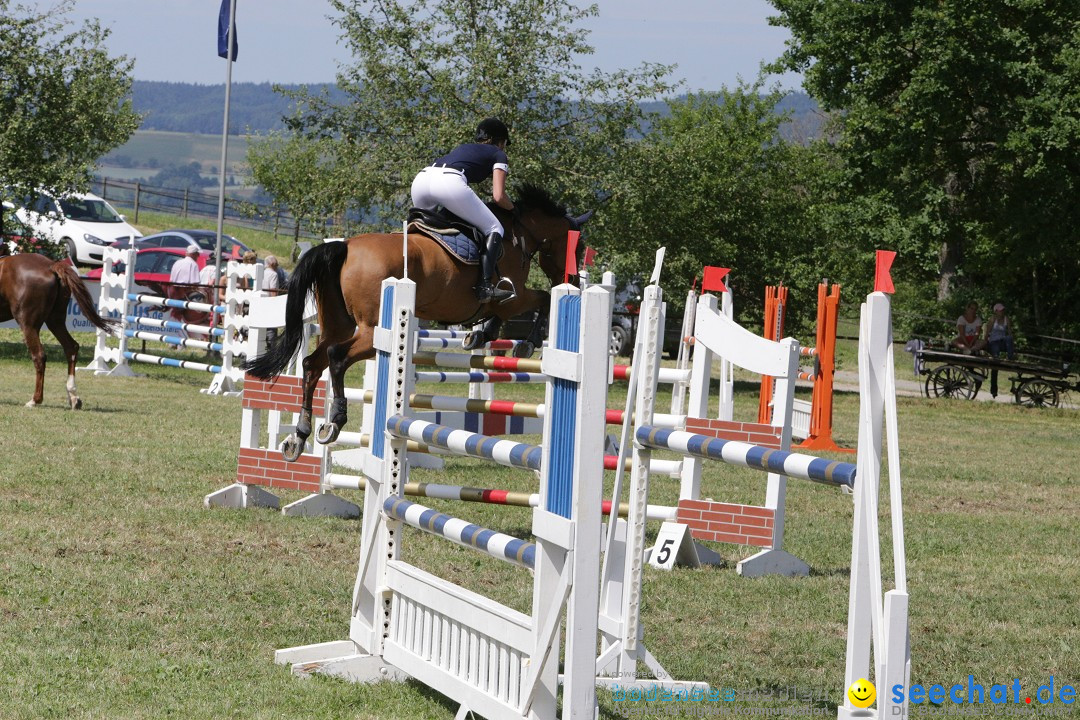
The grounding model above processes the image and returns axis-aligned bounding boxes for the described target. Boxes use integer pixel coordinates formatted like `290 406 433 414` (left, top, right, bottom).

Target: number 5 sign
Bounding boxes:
647 522 723 570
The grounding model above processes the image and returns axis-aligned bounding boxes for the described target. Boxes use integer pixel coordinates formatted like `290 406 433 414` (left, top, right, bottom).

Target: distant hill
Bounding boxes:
131 80 345 134
99 82 824 184
639 91 825 143
129 80 823 140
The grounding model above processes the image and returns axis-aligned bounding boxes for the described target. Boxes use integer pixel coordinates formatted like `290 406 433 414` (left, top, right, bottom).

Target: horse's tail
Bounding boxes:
52 260 120 335
243 241 349 380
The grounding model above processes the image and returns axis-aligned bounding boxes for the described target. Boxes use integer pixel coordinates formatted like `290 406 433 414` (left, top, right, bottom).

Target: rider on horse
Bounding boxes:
410 118 516 304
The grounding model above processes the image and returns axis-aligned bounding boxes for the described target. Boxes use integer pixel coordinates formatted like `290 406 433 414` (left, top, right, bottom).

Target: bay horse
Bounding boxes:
245 184 591 461
0 253 119 408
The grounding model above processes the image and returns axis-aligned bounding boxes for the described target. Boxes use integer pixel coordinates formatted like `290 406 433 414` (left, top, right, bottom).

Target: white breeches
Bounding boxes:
411 167 504 236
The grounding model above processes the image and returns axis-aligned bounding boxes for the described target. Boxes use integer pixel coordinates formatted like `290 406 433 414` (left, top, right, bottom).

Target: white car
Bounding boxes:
14 190 142 265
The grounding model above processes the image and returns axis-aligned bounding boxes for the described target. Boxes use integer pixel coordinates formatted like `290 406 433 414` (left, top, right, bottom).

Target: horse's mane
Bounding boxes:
514 183 566 217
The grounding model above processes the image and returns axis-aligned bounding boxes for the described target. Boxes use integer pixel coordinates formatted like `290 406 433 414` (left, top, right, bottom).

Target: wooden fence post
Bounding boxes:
134 183 141 223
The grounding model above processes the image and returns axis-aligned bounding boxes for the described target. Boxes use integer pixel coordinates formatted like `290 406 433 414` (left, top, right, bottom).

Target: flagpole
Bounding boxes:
213 0 237 309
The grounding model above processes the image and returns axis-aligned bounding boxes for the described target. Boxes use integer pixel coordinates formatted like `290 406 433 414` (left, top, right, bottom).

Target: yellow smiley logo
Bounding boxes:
847 678 876 709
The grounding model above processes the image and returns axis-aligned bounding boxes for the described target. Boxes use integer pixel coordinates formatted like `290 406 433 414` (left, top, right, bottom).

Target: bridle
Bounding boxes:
507 211 575 286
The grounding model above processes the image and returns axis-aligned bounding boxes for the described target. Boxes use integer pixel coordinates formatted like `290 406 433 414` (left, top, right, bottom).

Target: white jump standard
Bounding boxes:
276 278 617 720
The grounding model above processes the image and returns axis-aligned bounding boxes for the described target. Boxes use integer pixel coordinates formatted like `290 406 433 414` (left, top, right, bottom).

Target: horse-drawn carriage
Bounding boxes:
913 341 1078 407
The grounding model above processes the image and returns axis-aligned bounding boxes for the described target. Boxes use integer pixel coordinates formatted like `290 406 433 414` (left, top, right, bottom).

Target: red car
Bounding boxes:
87 247 220 325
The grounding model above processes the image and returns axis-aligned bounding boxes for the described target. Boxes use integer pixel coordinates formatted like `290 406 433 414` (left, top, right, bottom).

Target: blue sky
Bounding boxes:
68 0 799 92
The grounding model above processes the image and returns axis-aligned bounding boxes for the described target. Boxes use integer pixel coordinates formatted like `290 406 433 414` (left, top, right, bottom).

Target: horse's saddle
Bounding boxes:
406 207 483 265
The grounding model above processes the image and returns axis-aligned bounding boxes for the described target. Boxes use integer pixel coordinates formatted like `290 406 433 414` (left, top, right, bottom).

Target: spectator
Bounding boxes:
952 302 987 354
986 302 1016 360
199 261 227 290
986 302 1017 398
239 250 257 290
167 245 202 325
262 254 280 293
170 245 201 286
270 254 287 284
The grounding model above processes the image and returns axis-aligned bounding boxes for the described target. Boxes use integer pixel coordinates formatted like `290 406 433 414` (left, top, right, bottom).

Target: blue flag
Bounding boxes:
217 0 238 60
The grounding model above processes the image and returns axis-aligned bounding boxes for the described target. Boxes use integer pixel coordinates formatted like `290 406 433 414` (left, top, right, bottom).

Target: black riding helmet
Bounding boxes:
475 117 510 146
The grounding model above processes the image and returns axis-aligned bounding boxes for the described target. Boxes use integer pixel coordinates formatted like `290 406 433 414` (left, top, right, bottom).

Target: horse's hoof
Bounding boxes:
25 400 39 409
462 331 485 351
281 435 304 462
316 422 341 445
513 341 535 358
72 398 83 410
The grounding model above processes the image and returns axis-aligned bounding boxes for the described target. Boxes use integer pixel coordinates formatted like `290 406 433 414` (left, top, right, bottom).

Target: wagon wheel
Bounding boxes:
926 365 978 400
1014 379 1060 408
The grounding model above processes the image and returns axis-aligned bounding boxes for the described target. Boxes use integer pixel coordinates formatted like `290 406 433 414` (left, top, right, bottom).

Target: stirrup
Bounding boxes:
476 278 515 304
493 278 516 302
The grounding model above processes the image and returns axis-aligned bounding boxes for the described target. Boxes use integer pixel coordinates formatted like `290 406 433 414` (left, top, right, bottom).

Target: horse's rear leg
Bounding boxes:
20 324 47 408
46 313 82 410
316 324 376 445
279 343 332 462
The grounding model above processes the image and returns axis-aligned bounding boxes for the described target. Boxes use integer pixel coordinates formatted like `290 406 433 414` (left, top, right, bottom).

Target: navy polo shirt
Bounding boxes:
433 143 509 184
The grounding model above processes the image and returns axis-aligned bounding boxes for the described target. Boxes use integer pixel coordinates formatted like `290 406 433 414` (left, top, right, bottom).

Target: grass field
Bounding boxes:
1 323 1078 718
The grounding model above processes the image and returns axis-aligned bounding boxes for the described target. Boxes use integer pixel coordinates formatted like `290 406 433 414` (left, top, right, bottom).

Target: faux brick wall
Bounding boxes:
236 447 322 493
684 417 783 449
676 499 776 548
242 374 327 412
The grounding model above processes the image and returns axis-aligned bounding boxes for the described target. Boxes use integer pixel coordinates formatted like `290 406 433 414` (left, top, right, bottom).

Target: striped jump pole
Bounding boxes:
413 370 547 384
122 351 222 373
127 292 226 315
356 390 684 429
324 475 678 522
125 315 226 338
340 430 682 478
416 328 471 339
386 415 543 471
383 497 536 570
412 351 543 373
636 425 856 488
411 353 687 386
415 337 527 351
124 329 224 354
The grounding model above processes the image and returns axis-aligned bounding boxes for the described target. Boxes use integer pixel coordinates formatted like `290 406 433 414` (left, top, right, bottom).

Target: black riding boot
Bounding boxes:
475 232 514 303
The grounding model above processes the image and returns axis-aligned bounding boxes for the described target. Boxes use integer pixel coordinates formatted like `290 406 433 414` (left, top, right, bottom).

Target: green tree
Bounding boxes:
600 85 846 333
769 0 1080 337
247 133 360 236
249 0 676 225
0 0 140 248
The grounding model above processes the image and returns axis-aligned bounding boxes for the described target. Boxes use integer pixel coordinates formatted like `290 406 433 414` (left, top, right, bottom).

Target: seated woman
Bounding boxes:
952 302 987 354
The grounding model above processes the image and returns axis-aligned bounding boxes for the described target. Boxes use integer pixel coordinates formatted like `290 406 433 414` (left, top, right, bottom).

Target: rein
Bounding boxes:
508 213 561 284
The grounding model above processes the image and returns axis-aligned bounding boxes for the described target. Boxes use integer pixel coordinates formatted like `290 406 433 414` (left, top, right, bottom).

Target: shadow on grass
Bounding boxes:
0 397 126 413
808 564 851 579
0 339 75 361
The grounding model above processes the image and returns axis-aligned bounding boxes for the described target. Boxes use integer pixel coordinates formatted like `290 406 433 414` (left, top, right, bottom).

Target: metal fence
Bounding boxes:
89 178 325 241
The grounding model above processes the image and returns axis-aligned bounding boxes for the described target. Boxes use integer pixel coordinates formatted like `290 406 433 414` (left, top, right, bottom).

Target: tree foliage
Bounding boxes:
769 0 1080 338
600 86 848 333
0 0 140 241
249 0 677 226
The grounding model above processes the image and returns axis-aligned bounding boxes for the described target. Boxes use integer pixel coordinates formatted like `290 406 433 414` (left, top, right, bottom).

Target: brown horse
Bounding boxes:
0 253 118 408
245 184 591 461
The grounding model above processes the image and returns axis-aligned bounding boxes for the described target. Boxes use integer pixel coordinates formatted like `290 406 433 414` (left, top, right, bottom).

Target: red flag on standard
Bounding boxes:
563 230 581 283
701 266 730 293
874 250 896 294
583 246 597 267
